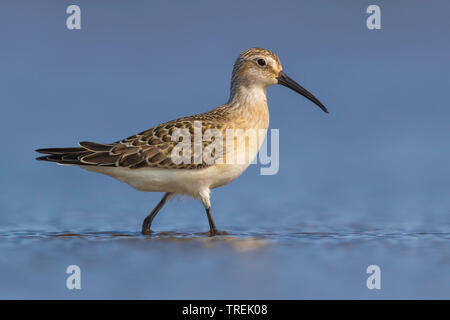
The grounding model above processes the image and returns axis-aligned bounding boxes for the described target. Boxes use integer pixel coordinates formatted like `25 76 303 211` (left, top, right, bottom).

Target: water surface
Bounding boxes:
1 225 449 299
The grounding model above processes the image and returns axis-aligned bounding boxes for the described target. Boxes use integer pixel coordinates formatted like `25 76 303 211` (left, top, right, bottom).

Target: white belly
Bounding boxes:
81 163 250 198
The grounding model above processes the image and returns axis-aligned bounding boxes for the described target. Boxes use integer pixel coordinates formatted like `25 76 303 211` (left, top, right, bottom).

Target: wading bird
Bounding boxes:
36 48 328 236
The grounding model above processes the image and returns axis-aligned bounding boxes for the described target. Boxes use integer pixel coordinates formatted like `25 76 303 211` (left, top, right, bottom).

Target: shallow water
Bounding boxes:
1 226 449 299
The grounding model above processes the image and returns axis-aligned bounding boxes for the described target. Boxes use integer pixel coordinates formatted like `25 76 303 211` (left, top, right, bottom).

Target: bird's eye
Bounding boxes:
257 59 266 66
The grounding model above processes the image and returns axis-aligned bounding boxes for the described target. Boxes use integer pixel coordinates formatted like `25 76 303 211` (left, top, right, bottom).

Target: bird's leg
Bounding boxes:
142 192 173 235
199 189 226 236
205 206 218 236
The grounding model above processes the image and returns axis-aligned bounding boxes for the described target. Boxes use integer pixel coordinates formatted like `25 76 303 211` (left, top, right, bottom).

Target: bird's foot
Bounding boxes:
141 228 153 235
209 229 229 237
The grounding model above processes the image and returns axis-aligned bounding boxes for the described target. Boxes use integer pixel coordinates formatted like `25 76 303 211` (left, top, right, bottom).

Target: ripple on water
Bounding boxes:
0 229 449 244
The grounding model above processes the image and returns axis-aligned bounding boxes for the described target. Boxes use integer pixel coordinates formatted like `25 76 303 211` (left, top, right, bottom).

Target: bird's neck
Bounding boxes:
226 84 269 131
228 83 267 106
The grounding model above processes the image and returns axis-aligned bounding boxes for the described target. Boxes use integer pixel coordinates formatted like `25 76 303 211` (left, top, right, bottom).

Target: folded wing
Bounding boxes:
36 115 227 170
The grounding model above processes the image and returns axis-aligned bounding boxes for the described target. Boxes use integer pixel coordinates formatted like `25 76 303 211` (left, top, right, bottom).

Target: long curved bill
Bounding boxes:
277 71 328 113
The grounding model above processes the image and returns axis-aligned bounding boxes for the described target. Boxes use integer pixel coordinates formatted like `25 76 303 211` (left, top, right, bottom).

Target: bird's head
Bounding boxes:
231 48 328 113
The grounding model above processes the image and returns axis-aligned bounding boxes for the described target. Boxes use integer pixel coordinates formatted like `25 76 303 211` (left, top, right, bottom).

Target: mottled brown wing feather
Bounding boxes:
36 107 231 169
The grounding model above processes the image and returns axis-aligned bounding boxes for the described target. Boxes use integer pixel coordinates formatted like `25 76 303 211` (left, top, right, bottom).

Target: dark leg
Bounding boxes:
142 192 172 235
205 207 218 236
199 190 227 236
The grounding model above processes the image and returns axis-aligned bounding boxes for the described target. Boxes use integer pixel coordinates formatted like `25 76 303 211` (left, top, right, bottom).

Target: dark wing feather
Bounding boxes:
35 108 231 169
36 147 84 154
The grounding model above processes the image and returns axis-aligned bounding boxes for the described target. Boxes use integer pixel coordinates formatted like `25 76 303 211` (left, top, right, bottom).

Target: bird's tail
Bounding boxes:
35 142 114 166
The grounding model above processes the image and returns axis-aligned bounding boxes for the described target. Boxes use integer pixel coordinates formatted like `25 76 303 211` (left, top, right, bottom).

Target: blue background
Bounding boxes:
0 0 449 299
